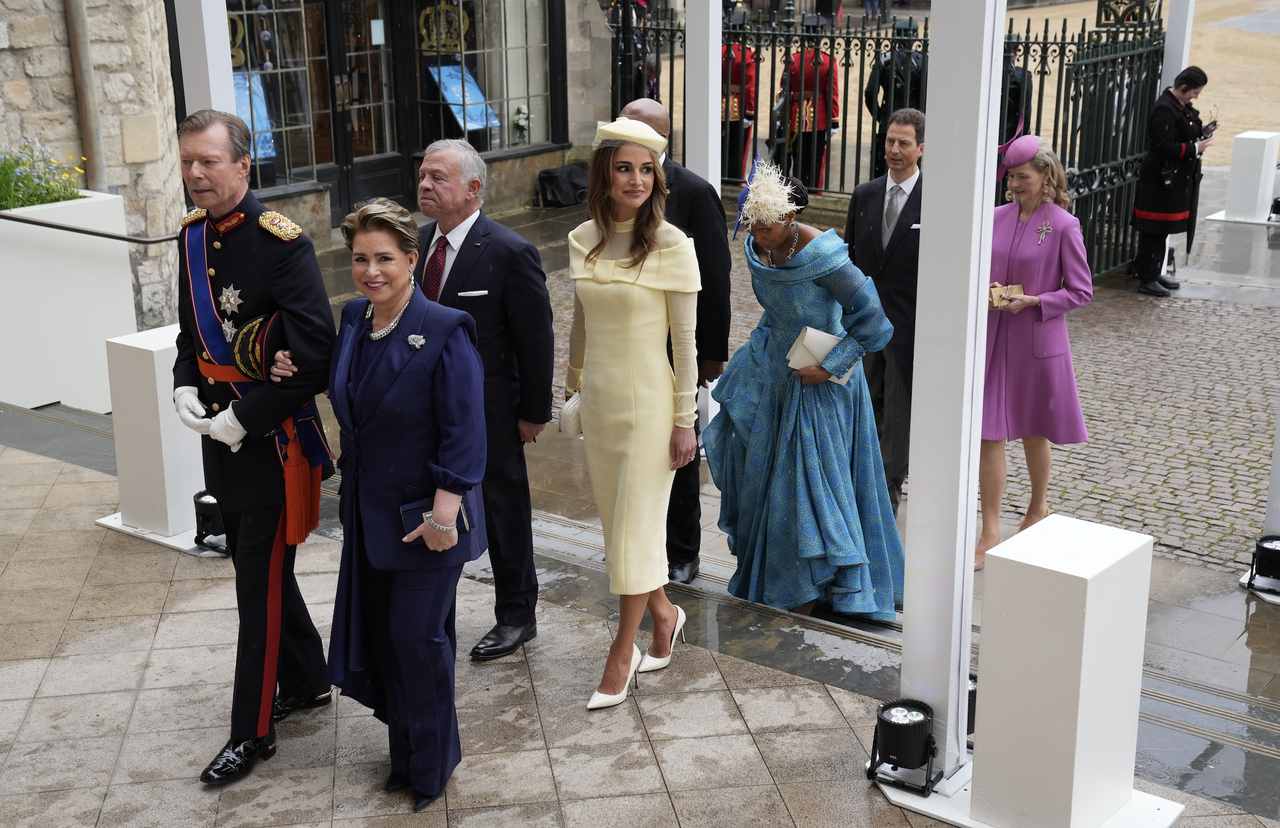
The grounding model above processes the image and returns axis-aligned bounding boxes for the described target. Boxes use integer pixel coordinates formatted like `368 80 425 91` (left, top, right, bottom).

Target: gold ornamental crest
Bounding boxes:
419 1 468 57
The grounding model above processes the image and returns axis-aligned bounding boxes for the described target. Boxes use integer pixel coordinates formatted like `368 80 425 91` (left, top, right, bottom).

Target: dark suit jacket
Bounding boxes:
662 158 732 364
173 190 335 511
414 211 555 460
845 173 923 388
330 292 488 571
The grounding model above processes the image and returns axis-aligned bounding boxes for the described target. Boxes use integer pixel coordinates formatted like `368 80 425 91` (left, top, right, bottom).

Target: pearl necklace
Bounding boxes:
765 223 800 268
366 292 412 341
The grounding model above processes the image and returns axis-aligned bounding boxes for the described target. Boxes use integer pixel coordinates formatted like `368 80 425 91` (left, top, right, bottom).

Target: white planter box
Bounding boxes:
0 190 138 413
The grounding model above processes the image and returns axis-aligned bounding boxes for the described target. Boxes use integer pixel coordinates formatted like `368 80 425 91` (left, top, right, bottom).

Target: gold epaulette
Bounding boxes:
180 208 207 228
260 211 303 242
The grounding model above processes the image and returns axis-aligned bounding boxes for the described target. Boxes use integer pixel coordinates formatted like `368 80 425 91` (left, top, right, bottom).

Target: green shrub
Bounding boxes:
0 143 85 211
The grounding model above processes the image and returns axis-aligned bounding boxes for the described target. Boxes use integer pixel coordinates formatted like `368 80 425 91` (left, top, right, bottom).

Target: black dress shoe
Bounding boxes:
469 621 537 661
199 731 277 785
413 789 443 812
384 771 410 793
1156 274 1181 290
1137 281 1171 297
668 560 700 585
272 688 333 722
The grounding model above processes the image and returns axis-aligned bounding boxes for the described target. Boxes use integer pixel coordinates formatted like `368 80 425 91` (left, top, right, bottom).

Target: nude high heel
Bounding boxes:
587 644 641 710
638 605 686 673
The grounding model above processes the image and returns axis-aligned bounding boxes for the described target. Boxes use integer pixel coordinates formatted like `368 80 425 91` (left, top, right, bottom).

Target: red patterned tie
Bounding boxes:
420 236 449 302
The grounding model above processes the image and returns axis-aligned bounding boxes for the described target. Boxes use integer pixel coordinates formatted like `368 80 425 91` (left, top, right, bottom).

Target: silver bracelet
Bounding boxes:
426 515 457 533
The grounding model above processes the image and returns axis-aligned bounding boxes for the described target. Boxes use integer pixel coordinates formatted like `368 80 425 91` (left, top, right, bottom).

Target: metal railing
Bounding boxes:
608 3 1167 277
0 209 177 244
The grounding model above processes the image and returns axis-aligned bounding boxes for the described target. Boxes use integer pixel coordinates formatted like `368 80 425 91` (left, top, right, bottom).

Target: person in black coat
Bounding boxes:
1131 65 1217 297
844 108 924 515
863 23 925 179
325 199 488 812
173 110 334 785
620 98 733 585
415 140 555 657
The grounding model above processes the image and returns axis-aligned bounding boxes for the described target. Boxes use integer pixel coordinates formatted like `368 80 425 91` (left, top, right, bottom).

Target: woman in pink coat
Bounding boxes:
976 136 1092 569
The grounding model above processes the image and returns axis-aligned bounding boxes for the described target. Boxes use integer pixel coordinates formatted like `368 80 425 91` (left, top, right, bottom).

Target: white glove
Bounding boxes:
209 405 247 452
174 386 211 435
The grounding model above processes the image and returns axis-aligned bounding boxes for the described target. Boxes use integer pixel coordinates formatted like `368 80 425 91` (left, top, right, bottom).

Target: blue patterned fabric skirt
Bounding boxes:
705 325 905 621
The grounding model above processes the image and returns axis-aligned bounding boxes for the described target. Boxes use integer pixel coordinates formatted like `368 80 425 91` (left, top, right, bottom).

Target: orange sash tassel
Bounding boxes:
281 418 321 545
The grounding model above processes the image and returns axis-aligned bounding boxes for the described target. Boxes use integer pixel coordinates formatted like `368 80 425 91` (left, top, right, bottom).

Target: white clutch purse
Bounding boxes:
560 392 583 437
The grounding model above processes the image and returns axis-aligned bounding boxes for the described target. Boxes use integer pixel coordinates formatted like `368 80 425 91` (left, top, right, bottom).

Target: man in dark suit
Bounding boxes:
619 98 732 584
172 110 334 784
413 139 555 659
844 108 924 516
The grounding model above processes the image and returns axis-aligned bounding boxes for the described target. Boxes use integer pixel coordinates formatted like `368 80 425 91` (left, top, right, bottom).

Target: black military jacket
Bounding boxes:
173 190 334 511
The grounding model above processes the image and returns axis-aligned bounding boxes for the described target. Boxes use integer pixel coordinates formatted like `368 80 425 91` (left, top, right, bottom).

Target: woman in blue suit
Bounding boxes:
314 198 487 811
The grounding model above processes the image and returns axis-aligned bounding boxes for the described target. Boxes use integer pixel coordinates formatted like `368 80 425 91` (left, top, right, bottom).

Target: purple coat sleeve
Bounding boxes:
1035 208 1093 322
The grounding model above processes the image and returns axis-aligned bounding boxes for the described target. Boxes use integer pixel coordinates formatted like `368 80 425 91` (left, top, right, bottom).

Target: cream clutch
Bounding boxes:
786 326 855 386
560 392 583 437
989 284 1024 309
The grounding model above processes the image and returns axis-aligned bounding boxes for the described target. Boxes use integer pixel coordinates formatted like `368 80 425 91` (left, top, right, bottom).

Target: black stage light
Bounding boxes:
1247 535 1280 594
193 490 228 555
866 698 941 796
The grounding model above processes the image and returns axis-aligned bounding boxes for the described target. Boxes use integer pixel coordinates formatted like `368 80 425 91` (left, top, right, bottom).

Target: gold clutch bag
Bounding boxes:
989 284 1024 309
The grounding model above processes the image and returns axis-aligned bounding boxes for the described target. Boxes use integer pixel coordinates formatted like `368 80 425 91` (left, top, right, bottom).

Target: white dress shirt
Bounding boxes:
426 208 483 295
882 167 920 243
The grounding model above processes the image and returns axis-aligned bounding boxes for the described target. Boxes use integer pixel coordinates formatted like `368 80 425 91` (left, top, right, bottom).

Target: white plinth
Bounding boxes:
1239 571 1280 606
0 192 138 412
971 515 1167 828
99 325 205 546
879 781 1183 828
1224 131 1280 222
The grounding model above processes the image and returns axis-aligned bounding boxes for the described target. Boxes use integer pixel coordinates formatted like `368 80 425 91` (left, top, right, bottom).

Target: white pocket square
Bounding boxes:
456 290 489 297
909 223 921 229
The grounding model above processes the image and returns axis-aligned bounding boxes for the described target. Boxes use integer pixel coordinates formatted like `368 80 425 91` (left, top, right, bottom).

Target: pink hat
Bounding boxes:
997 134 1041 181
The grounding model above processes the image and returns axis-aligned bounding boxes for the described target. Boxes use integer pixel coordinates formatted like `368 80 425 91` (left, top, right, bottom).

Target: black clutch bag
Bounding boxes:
400 494 475 546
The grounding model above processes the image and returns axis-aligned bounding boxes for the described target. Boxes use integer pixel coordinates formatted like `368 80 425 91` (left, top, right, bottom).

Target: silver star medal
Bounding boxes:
219 286 244 315
1036 222 1053 245
222 318 238 343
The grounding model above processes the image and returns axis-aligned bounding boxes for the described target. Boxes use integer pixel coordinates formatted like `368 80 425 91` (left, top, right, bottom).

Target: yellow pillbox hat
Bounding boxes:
592 117 668 155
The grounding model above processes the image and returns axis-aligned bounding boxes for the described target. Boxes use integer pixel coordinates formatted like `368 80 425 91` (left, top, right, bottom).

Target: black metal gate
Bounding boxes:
606 1 1167 278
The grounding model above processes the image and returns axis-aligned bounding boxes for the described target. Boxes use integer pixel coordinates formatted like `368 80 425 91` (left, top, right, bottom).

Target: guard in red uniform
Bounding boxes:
722 44 757 180
784 48 839 191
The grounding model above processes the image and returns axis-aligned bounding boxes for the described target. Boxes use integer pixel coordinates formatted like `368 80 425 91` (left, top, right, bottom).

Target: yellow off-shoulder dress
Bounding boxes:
565 218 701 595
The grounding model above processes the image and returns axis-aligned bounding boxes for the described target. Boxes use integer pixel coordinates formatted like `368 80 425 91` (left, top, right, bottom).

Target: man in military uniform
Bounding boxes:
172 110 335 785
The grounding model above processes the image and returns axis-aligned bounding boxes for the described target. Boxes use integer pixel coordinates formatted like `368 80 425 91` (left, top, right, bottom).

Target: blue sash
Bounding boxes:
185 220 256 399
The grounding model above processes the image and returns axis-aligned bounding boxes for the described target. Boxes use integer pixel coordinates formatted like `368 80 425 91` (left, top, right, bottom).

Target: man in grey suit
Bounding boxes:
843 108 925 516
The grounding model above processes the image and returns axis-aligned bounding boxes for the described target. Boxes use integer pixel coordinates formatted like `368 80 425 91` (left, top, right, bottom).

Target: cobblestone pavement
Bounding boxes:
538 193 1280 573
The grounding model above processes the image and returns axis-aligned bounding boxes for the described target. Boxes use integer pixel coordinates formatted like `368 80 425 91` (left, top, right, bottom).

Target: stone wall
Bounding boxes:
564 0 613 161
0 0 183 332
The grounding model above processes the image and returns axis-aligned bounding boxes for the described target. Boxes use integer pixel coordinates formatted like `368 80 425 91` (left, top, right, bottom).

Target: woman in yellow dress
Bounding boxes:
565 118 701 710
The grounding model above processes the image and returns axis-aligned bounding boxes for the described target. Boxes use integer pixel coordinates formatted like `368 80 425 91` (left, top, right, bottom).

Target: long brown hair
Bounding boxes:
585 140 668 269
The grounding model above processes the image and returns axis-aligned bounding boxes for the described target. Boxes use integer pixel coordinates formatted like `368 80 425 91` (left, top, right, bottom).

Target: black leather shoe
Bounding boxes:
1137 281 1171 297
199 730 277 784
1156 274 1181 290
469 621 537 661
413 789 443 812
668 560 700 585
385 771 410 793
272 688 333 722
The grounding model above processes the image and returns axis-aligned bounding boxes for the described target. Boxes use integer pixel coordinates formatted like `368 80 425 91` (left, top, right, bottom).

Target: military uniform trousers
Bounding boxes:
225 504 328 741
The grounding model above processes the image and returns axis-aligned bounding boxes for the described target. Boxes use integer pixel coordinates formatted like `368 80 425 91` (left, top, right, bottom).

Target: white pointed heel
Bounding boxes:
638 605 686 673
587 644 641 710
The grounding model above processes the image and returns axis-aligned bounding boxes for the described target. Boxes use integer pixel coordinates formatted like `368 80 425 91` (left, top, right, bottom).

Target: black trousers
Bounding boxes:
1134 231 1168 282
789 130 830 191
864 349 911 516
723 120 754 180
359 550 464 797
666 421 703 567
224 504 327 741
481 447 539 626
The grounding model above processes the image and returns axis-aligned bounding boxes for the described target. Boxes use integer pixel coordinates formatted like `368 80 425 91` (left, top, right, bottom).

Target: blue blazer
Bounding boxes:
329 290 488 570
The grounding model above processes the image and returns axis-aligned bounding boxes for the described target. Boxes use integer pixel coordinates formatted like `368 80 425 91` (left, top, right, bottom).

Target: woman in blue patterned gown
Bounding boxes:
704 163 904 620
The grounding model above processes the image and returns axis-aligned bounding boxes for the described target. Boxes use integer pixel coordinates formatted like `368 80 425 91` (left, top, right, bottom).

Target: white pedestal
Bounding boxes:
0 192 138 412
96 325 205 551
1239 571 1280 606
971 515 1174 828
1224 131 1280 222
